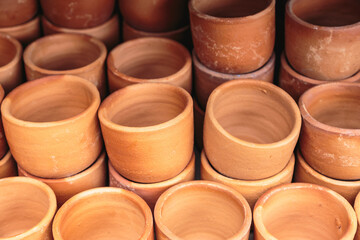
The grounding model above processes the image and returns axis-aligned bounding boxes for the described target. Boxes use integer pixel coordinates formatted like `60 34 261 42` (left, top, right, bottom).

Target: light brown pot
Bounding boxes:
285 0 360 81
201 150 294 209
354 192 360 240
299 82 360 180
1 75 102 179
154 181 252 239
109 152 195 210
53 187 154 240
99 83 193 183
204 80 301 180
189 0 275 74
0 0 38 28
194 97 205 150
0 151 17 179
194 51 275 109
42 14 120 49
107 37 192 93
0 177 57 239
23 33 107 98
254 183 357 240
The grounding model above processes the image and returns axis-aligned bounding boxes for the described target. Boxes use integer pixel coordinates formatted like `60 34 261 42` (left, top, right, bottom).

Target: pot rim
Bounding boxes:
354 192 360 226
0 150 12 168
0 15 39 31
123 21 190 37
154 180 252 240
0 33 22 73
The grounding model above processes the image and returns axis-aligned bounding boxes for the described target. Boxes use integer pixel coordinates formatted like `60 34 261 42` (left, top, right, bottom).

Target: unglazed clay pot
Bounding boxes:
194 51 275 109
23 33 107 97
0 85 8 159
18 151 106 207
40 0 115 29
1 75 102 178
107 37 192 93
0 16 41 45
109 152 195 210
0 151 17 179
0 177 57 239
285 0 360 81
299 82 360 180
42 14 120 49
354 192 360 240
154 181 252 239
253 183 357 240
204 80 301 180
279 53 360 102
201 151 294 209
0 0 37 28
99 83 194 183
189 0 275 74
53 187 154 240
194 98 204 150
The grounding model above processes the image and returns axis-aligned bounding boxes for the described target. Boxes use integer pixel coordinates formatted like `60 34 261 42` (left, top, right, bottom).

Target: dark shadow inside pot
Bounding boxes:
0 37 16 67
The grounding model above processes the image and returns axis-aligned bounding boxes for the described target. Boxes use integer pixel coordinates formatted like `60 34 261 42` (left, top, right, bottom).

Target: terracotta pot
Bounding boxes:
285 0 360 81
42 14 120 49
189 0 275 74
194 97 205 150
154 181 252 239
354 192 360 240
299 82 360 180
1 75 102 178
40 0 115 29
194 51 275 109
23 33 107 98
107 37 192 93
0 151 17 179
109 152 195 210
0 85 8 159
99 83 193 183
201 150 294 209
254 183 357 240
0 0 38 28
0 177 57 239
53 187 154 240
204 80 301 180
279 53 360 102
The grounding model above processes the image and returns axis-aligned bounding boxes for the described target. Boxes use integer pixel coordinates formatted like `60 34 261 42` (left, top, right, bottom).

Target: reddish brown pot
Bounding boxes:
1 75 102 179
99 83 194 183
285 0 360 81
40 0 115 29
254 183 357 240
299 82 360 180
354 192 360 240
0 0 38 28
0 151 17 179
194 51 275 109
107 37 192 93
194 97 205 150
189 0 275 74
0 85 8 159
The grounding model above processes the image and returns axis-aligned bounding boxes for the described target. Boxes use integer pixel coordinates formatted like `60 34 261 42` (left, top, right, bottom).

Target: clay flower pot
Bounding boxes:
109 152 195 210
201 150 295 209
194 51 275 109
254 183 357 240
0 151 17 178
40 0 115 29
23 33 107 97
154 181 252 239
99 83 193 183
42 14 120 49
189 0 275 74
1 75 102 178
279 53 360 102
194 97 205 150
285 0 360 81
299 82 360 180
18 151 107 207
204 80 301 180
295 149 360 205
0 177 57 239
354 192 360 240
53 187 154 240
0 85 8 159
0 0 38 28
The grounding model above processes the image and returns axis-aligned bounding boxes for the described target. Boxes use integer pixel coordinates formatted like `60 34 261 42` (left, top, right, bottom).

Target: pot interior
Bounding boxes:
0 36 17 67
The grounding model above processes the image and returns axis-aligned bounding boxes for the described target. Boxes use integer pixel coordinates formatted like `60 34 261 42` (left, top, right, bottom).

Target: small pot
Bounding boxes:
0 177 57 239
194 97 205 150
0 85 8 159
285 0 360 81
99 83 193 183
109 152 195 210
107 37 192 93
194 51 275 109
254 183 357 240
1 75 102 178
354 192 360 240
154 181 252 239
299 82 360 180
189 0 275 74
201 150 294 209
0 151 17 178
40 0 115 29
52 187 154 240
42 14 120 49
23 33 107 98
0 0 38 27
204 80 301 180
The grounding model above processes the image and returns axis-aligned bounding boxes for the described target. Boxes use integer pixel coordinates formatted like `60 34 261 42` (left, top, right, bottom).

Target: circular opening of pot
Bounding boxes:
290 0 360 26
0 35 18 67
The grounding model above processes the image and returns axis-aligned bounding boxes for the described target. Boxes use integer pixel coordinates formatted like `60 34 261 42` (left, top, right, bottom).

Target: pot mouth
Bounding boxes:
0 150 12 167
0 33 22 71
354 193 360 226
